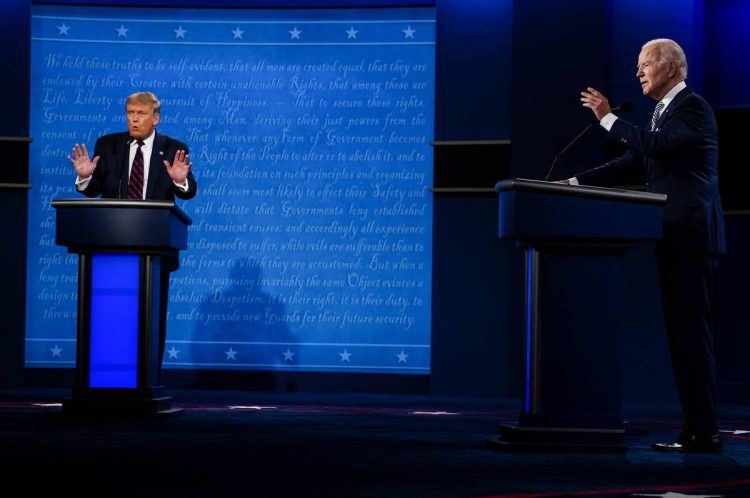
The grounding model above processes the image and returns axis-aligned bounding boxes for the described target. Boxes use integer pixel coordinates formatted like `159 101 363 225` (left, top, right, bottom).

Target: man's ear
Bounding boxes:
668 61 678 78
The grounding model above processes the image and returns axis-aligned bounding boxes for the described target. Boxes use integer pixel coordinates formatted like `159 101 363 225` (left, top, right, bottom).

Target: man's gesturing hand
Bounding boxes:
581 87 611 121
67 143 100 178
165 149 191 184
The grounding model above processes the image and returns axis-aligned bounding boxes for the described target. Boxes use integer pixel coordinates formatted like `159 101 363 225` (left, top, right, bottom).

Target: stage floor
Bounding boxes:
1 388 749 497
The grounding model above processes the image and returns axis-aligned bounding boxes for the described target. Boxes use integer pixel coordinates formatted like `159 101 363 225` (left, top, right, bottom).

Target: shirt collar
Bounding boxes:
659 80 687 110
132 130 156 149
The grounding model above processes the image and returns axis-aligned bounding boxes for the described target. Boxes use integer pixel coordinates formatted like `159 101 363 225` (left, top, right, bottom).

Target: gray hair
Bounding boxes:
643 38 688 79
125 91 161 116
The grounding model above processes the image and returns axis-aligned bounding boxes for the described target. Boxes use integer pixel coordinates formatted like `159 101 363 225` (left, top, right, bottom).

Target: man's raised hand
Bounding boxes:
67 143 100 178
164 149 191 184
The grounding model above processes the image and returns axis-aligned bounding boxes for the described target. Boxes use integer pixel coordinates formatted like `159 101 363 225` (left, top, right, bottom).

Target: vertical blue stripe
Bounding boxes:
525 250 532 413
89 254 140 388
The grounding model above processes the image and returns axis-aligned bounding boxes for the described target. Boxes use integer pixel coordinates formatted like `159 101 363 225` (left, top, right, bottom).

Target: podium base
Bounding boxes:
61 396 183 417
488 423 626 453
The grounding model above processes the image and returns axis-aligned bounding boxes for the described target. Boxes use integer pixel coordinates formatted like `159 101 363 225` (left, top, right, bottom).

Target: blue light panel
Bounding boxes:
89 254 140 388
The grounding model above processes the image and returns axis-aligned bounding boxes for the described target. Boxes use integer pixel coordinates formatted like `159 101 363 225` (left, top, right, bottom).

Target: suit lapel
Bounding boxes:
146 132 167 199
655 85 692 129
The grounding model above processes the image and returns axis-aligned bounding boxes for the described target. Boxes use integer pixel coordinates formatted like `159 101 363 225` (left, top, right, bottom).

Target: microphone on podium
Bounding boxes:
543 103 632 182
122 135 135 198
610 102 632 113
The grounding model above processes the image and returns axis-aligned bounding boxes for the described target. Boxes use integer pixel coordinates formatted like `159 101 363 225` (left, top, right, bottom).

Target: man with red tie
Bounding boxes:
68 91 196 201
67 91 198 374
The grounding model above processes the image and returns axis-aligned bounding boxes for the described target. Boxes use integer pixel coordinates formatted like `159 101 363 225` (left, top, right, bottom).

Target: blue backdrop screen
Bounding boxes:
27 4 435 374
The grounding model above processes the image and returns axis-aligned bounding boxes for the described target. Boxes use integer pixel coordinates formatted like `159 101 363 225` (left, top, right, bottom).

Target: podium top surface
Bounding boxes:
496 178 665 242
52 198 192 225
53 198 192 251
496 178 666 206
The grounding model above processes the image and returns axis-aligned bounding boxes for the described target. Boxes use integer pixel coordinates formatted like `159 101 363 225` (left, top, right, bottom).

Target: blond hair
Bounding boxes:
125 91 161 116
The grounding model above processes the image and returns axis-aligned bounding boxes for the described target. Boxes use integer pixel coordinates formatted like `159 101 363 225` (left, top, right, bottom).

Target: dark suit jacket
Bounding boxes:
576 85 725 257
79 131 197 201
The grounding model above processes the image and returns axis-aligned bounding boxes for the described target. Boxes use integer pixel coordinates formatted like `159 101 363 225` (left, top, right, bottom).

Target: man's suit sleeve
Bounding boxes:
576 96 707 189
607 98 705 160
575 148 644 187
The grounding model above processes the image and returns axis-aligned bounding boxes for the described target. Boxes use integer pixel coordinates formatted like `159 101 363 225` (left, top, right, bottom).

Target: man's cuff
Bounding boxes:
76 176 91 191
599 113 618 131
174 179 189 192
569 177 580 186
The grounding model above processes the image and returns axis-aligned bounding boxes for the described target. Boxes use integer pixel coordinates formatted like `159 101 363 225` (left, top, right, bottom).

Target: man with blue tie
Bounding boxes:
564 39 725 453
67 91 198 375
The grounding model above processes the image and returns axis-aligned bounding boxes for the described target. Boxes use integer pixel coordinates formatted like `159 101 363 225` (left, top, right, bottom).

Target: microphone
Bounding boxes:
610 102 632 112
543 102 632 181
121 135 134 198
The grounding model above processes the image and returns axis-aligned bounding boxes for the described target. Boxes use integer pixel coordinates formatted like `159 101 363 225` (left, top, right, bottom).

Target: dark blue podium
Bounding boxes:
52 199 191 415
489 179 666 451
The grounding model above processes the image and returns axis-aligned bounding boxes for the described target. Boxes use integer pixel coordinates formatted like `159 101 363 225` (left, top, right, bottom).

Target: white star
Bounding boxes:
231 26 244 39
339 349 351 362
225 347 238 360
288 26 302 40
57 23 70 36
402 25 416 39
396 351 409 363
115 25 129 38
633 493 724 497
282 349 295 362
345 26 359 39
228 406 278 410
721 429 750 435
50 345 63 357
410 411 460 416
167 346 180 359
174 26 187 39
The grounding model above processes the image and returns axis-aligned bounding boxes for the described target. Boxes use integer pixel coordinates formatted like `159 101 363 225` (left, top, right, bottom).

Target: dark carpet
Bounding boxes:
1 389 749 497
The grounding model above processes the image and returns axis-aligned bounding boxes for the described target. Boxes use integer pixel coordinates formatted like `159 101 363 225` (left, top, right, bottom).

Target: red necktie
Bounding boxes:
127 140 145 199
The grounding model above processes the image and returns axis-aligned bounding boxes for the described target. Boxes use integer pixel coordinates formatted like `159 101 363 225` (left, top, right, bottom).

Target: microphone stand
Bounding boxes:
543 122 593 181
543 103 632 182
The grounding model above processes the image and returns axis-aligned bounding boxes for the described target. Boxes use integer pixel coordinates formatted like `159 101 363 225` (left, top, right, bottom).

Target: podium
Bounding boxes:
489 179 666 451
52 199 192 415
